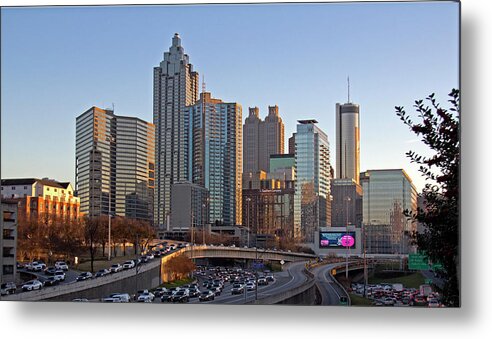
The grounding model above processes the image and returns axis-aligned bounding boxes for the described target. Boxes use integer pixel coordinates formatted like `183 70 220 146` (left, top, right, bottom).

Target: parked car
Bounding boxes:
122 260 135 269
199 290 215 302
95 269 110 278
76 272 93 281
54 261 69 271
54 270 66 281
109 263 123 273
1 282 17 295
22 280 43 291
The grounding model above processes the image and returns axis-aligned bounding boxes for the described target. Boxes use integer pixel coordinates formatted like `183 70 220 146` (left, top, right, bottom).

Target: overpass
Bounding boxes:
1 245 317 302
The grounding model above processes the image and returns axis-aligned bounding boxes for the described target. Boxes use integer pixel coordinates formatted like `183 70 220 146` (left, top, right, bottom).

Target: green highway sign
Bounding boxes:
408 253 430 270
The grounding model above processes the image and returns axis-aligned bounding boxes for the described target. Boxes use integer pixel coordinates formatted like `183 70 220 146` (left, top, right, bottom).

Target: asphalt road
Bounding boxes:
312 263 348 306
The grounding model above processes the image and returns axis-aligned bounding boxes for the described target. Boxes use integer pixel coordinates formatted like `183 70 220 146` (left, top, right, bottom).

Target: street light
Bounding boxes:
345 196 351 280
246 197 251 247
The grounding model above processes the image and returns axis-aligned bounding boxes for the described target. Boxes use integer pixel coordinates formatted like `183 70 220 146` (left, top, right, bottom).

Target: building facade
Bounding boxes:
242 172 295 244
1 178 80 220
360 169 418 254
186 92 242 226
170 182 209 232
0 200 17 285
293 120 332 242
243 105 284 173
330 178 363 228
75 107 155 222
153 33 199 229
336 102 360 184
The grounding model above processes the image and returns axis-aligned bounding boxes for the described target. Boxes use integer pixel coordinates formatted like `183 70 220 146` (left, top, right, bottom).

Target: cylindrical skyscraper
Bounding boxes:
336 102 360 184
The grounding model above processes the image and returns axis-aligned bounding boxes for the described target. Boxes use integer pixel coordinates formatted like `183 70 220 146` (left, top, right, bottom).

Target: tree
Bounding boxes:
163 254 195 281
395 89 460 307
83 216 104 273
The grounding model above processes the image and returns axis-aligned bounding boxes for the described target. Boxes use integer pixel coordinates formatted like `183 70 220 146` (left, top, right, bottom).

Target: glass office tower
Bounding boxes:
293 120 332 242
360 169 418 254
76 107 155 222
186 92 242 226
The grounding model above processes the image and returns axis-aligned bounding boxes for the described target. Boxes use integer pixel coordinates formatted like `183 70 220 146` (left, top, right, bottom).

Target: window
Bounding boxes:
11 186 15 190
47 187 50 191
24 186 27 189
3 265 14 275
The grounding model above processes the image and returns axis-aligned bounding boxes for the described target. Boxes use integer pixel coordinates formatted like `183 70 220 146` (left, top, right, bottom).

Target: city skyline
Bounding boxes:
1 2 460 192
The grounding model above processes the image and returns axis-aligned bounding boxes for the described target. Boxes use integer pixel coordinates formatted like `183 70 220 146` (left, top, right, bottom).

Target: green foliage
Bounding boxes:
395 89 460 307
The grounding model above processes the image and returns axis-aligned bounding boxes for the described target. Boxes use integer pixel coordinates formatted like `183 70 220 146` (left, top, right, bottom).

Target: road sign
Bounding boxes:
408 253 430 270
331 269 337 276
280 260 285 265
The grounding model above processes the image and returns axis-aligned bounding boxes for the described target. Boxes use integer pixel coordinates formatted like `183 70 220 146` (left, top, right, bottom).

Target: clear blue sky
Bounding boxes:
1 1 459 192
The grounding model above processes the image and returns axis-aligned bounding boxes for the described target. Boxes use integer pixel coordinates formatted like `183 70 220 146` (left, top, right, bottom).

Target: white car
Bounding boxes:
122 260 135 269
145 253 155 260
110 263 123 273
27 261 46 272
428 299 440 308
53 270 66 281
54 261 69 271
22 280 43 291
104 293 131 303
137 291 155 302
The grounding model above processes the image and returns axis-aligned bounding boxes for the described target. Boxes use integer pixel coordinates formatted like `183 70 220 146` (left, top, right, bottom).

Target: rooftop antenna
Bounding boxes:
347 76 351 103
112 102 115 113
202 74 206 93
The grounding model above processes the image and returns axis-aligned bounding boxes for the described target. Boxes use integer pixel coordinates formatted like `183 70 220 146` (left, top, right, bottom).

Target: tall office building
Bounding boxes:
360 169 417 254
153 33 199 229
336 102 360 184
243 105 284 174
75 107 155 222
243 107 261 174
330 178 363 228
293 120 332 242
186 92 242 226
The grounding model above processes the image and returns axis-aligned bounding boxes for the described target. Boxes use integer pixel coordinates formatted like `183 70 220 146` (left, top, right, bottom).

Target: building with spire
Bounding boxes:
335 78 360 184
153 33 199 229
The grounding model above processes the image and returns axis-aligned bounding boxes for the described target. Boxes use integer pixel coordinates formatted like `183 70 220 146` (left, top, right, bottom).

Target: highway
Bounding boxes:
312 263 349 306
188 261 310 305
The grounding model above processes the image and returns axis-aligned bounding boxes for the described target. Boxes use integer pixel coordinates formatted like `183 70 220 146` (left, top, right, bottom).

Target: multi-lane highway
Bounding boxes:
312 263 349 306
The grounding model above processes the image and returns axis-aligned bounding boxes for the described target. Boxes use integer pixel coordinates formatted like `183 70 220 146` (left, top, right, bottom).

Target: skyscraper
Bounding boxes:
186 92 242 226
293 120 332 242
243 105 284 174
75 106 155 222
360 169 417 254
336 102 360 184
153 33 199 229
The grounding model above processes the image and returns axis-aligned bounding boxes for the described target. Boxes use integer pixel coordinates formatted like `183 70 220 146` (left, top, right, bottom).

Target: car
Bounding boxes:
231 284 244 295
171 290 189 303
266 274 274 282
140 256 149 263
209 287 221 296
188 288 200 298
43 276 59 286
137 291 155 302
102 296 124 302
109 263 123 273
152 287 169 298
122 260 136 269
72 298 89 302
95 268 110 278
1 282 17 295
54 270 66 281
412 296 427 306
22 280 43 291
107 293 131 303
246 283 256 291
145 253 155 260
428 299 440 308
257 277 268 286
76 272 93 281
27 261 46 272
153 250 162 257
54 261 69 271
160 291 174 302
44 266 57 275
16 262 25 269
199 290 215 302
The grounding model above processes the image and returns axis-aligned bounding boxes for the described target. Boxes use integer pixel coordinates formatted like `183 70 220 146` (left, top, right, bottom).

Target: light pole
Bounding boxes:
363 222 368 297
246 197 251 247
345 196 351 280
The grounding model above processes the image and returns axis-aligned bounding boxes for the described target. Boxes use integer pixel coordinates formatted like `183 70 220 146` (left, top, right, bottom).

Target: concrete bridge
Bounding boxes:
1 245 317 302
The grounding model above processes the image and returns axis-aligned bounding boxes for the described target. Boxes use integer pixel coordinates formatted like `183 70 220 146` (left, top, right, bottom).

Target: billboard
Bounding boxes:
319 232 356 248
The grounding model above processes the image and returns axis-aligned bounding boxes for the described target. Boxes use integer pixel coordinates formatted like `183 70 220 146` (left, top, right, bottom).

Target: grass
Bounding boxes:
369 272 426 289
349 293 373 306
160 277 194 289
